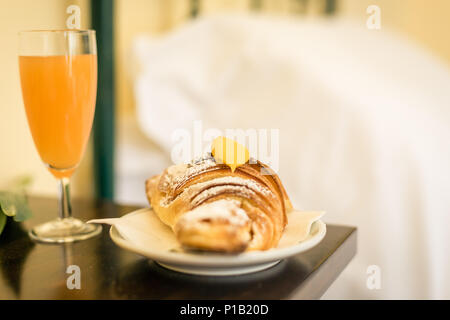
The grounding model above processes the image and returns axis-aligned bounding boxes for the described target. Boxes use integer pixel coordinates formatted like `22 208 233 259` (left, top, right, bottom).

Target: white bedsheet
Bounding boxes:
128 14 450 299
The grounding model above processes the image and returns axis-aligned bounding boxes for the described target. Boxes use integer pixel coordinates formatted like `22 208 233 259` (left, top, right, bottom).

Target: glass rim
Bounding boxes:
19 29 95 35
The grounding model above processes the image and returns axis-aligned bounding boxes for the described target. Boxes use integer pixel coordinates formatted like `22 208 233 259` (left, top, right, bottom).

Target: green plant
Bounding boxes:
0 175 34 236
0 192 32 235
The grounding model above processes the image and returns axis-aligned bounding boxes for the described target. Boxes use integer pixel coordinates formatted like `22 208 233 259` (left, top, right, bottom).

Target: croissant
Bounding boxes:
145 155 292 253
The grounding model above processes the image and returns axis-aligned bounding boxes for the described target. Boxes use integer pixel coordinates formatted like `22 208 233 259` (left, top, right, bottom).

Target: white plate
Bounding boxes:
109 209 326 276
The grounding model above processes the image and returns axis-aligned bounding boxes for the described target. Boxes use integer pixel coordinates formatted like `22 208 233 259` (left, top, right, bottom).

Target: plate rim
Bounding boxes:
109 208 327 267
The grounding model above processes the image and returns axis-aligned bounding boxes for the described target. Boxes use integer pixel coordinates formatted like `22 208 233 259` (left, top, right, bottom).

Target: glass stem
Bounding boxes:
58 177 72 220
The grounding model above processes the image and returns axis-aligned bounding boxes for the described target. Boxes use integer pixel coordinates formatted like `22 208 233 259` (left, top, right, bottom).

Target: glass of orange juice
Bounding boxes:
18 30 101 243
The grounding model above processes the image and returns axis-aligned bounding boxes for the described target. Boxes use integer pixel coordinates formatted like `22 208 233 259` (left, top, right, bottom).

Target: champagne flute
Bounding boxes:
18 30 102 243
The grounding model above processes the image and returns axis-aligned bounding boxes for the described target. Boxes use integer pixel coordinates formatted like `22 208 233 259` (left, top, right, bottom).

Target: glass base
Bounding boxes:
29 217 102 244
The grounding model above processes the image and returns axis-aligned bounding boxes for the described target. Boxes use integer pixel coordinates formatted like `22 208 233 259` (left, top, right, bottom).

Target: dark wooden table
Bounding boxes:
0 196 356 300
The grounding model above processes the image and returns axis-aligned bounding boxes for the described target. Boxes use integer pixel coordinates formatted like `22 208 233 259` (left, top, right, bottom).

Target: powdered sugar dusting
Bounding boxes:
159 163 188 191
191 185 256 207
160 176 273 207
178 199 250 226
159 156 217 193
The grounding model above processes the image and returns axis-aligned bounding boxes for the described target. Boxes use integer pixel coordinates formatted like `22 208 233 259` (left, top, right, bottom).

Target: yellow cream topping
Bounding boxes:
211 136 250 172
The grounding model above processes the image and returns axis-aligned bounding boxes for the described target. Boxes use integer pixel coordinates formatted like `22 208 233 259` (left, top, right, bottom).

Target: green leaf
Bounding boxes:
0 193 17 217
11 194 32 222
0 191 32 222
0 212 6 235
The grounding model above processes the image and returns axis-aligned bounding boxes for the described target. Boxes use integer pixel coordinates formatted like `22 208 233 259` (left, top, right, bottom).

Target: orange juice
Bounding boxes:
19 54 97 178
